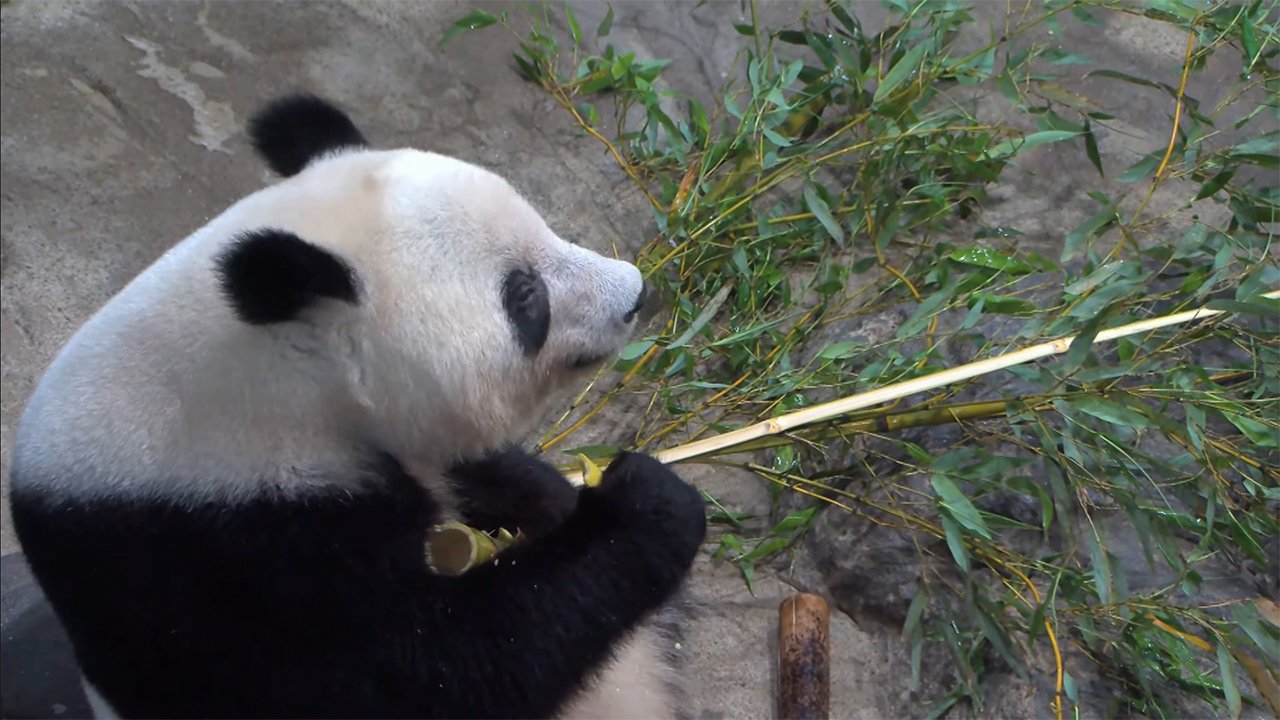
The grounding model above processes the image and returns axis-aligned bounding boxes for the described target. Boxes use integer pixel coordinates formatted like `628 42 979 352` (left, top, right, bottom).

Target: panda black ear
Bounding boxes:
216 229 360 325
247 94 369 177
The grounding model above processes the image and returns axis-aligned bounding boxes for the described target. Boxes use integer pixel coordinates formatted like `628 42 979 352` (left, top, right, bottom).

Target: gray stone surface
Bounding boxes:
1 553 92 719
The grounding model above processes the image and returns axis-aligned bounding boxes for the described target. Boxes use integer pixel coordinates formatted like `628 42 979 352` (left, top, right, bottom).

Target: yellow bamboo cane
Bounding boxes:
561 289 1279 485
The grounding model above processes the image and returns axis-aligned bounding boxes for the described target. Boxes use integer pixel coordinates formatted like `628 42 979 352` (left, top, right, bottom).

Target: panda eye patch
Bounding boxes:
502 268 550 356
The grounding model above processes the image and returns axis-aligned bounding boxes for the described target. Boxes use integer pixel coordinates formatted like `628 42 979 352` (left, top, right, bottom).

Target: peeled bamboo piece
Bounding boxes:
426 521 500 576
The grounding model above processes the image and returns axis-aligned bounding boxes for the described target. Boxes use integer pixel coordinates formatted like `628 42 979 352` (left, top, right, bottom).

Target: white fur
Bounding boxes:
16 146 676 718
559 614 686 719
14 149 642 502
82 679 119 720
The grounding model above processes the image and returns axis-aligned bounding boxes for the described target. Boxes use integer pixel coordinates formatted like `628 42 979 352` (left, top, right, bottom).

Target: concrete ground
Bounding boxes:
1 0 1266 718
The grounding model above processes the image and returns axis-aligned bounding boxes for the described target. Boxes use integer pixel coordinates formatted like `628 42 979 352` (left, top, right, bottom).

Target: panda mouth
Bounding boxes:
569 352 610 370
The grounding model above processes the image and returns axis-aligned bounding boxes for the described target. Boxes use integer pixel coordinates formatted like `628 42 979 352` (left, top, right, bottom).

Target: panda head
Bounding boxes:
217 95 646 463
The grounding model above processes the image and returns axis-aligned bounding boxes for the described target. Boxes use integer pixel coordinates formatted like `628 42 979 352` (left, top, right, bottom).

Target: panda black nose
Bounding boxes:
623 283 647 323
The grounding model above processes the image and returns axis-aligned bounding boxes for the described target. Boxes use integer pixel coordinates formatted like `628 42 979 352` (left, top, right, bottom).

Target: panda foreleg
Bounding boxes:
415 452 705 718
445 445 578 540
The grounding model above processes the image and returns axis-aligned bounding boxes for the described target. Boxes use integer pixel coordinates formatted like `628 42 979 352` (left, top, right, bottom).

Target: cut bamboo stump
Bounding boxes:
778 593 830 720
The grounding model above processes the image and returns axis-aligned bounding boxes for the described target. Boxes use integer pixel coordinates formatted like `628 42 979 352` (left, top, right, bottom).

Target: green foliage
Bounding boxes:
712 499 817 594
450 0 1279 716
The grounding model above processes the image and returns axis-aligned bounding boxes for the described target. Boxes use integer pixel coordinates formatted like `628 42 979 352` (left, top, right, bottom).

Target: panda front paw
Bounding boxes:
581 452 707 568
447 447 579 539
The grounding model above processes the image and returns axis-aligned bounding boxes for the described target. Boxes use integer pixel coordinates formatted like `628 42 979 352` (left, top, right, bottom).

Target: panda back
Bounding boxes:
11 187 371 505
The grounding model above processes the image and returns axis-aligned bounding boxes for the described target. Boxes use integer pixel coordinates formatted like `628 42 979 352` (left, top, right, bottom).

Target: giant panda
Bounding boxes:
8 94 706 719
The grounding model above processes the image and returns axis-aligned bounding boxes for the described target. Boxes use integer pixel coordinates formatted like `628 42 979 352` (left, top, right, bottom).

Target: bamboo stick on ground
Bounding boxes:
778 593 831 719
562 289 1278 484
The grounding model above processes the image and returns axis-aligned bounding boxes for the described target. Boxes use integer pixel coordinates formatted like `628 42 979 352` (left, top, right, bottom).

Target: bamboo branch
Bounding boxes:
561 290 1279 484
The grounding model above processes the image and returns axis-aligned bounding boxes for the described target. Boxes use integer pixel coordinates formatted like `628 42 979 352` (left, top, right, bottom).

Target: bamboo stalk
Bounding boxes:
722 397 1040 454
778 593 831 719
562 290 1278 484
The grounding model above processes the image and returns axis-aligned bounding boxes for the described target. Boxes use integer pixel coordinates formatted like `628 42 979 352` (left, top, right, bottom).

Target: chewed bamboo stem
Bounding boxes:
562 289 1278 485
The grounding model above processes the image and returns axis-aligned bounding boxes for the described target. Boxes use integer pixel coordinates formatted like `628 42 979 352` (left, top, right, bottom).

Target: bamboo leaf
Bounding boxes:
873 41 930 104
968 293 1037 316
976 600 1028 680
564 4 582 45
985 129 1083 160
668 285 733 349
617 339 654 361
1087 530 1113 605
596 5 614 36
949 246 1036 274
1217 642 1242 720
1195 168 1236 200
1063 317 1102 373
903 589 929 640
770 507 817 535
441 10 500 45
817 340 863 360
931 474 993 540
1070 397 1151 429
1239 12 1260 65
804 184 845 244
1083 119 1104 177
1222 412 1278 448
561 444 620 461
738 557 756 594
742 535 791 562
1117 152 1162 183
1065 261 1129 296
707 313 797 347
896 285 953 339
1063 195 1120 260
1087 68 1177 96
939 514 971 572
1226 131 1280 168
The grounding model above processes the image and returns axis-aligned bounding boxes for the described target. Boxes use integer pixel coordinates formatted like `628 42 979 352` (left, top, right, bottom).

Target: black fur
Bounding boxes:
9 451 706 718
448 446 578 540
247 94 368 177
502 268 551 356
216 229 360 325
